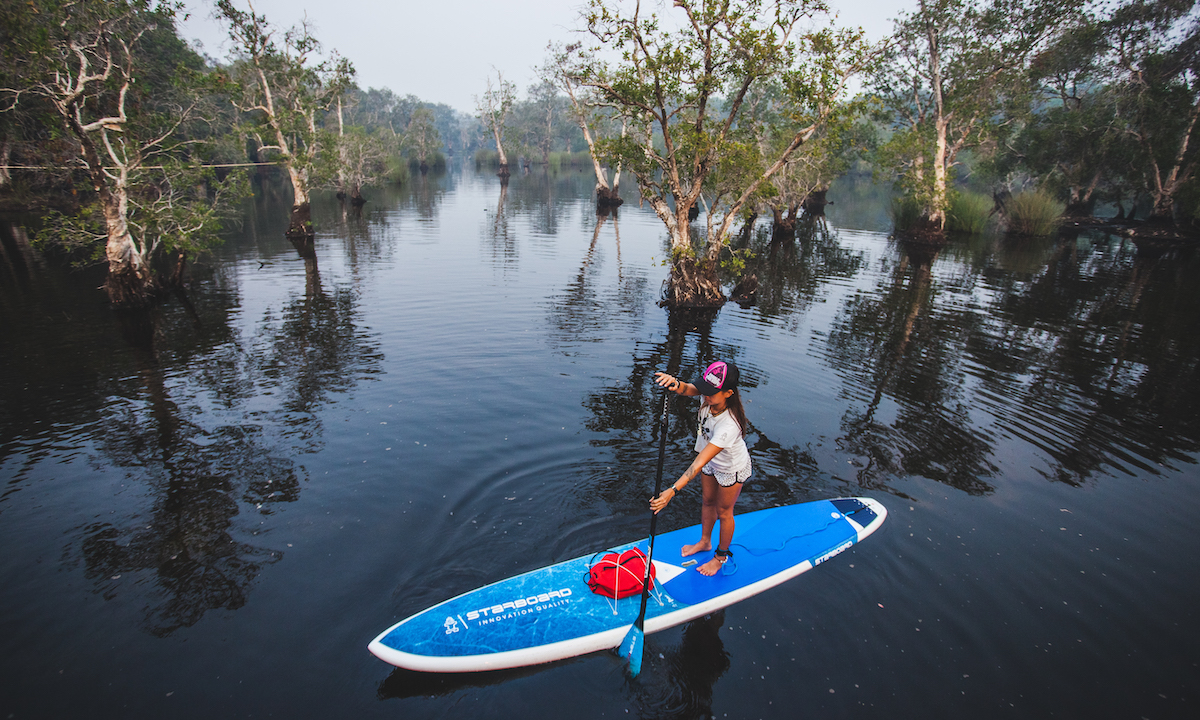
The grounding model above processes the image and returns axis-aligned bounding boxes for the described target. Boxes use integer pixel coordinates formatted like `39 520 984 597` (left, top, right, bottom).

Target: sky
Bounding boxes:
179 0 912 114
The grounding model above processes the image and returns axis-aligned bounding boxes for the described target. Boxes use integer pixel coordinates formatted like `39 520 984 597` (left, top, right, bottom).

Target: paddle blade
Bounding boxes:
617 623 644 676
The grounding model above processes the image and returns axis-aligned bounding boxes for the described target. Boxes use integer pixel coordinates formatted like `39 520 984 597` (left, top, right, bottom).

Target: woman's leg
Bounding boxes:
681 473 720 557
697 481 743 577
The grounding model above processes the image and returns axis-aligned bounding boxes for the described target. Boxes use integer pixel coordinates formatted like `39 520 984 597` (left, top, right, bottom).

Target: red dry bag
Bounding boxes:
586 547 656 599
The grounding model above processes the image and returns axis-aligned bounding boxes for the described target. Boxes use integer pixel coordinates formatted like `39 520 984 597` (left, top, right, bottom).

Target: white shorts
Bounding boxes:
703 460 752 488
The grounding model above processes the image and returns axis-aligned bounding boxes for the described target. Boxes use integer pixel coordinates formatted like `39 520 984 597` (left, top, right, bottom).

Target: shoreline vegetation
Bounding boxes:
2 0 1198 309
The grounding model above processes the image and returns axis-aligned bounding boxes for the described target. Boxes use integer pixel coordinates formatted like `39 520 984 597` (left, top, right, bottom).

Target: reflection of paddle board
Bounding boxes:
369 497 887 672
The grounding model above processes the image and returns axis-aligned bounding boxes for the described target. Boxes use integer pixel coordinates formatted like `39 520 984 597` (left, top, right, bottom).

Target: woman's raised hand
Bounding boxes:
653 372 678 390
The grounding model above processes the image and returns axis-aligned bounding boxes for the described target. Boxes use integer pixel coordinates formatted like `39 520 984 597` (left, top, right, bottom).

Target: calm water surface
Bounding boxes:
1 168 1198 719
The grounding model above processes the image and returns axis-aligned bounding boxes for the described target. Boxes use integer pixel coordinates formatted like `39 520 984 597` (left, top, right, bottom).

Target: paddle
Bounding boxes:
617 388 671 677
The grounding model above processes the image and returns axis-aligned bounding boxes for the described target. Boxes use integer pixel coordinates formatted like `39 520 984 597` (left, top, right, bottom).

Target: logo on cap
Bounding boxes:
703 361 727 389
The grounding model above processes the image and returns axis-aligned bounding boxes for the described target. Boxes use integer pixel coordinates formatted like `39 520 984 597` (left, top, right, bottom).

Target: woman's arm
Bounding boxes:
650 442 724 514
653 371 699 397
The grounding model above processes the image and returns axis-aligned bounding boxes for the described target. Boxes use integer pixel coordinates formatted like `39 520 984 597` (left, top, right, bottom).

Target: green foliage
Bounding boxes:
719 246 756 276
407 152 446 171
384 155 410 184
33 204 109 266
1006 190 1064 236
890 195 925 233
946 191 993 234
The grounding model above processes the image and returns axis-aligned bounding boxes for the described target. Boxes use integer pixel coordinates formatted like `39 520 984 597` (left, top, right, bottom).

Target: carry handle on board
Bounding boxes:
617 387 670 676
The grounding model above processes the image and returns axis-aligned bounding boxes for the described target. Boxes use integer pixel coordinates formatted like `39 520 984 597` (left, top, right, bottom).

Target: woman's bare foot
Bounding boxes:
697 555 725 576
681 539 712 558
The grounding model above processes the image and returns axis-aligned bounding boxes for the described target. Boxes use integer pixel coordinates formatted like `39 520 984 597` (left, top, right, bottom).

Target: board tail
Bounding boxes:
617 621 645 676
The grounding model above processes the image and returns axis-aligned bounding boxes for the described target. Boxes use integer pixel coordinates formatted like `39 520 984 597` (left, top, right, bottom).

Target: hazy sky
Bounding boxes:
180 0 911 114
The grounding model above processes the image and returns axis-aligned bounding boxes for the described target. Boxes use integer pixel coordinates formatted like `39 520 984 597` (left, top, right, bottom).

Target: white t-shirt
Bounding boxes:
694 404 751 474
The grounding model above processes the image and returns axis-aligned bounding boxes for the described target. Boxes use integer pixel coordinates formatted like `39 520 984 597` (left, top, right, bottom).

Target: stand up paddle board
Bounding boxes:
369 497 886 672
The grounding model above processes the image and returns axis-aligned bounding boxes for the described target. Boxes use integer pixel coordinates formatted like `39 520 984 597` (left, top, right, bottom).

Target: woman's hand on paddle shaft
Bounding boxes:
654 372 686 394
649 487 675 515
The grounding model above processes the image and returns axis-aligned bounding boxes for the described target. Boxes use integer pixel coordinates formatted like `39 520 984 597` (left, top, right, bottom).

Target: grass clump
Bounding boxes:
474 149 501 168
946 191 993 234
547 151 594 172
890 195 924 233
1006 191 1064 236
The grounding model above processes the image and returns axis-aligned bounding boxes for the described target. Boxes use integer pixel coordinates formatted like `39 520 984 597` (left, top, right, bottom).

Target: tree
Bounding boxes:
216 0 354 238
870 0 1072 236
550 42 626 207
1104 0 1200 223
476 69 516 178
580 0 872 308
402 107 441 172
1012 9 1117 217
1 0 245 306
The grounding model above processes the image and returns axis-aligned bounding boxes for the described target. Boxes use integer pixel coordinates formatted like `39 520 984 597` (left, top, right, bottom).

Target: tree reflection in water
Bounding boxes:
823 227 1200 494
828 237 998 495
77 232 382 636
966 235 1200 485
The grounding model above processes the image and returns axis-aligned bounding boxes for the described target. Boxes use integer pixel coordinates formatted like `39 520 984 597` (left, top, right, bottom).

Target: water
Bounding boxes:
2 167 1198 719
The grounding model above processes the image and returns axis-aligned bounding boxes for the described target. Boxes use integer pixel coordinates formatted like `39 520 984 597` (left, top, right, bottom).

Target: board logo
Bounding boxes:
813 540 853 567
443 616 461 634
464 588 573 623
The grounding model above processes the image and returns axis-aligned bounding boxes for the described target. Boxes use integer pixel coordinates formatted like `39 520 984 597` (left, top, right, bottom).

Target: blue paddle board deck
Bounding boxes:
368 497 886 672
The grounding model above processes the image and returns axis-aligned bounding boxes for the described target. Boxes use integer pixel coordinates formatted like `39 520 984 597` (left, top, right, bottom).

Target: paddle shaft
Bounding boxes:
634 389 671 626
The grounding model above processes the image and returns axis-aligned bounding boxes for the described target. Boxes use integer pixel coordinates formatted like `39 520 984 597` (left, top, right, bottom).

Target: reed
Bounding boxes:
547 151 594 172
1006 190 1065 236
946 191 993 234
890 195 924 233
474 149 500 167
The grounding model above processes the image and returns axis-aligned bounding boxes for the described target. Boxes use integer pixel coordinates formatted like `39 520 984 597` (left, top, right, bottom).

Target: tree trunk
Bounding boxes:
0 137 10 189
1145 91 1200 225
100 179 154 306
596 185 623 208
924 2 948 233
169 249 188 288
492 125 510 178
1064 169 1101 218
801 189 829 217
287 202 313 240
770 206 796 244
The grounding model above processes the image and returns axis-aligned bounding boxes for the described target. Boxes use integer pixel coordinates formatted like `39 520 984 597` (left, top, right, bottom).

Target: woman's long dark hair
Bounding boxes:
725 389 748 438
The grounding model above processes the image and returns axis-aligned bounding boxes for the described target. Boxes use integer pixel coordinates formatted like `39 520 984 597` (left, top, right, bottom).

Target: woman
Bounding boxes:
651 361 752 576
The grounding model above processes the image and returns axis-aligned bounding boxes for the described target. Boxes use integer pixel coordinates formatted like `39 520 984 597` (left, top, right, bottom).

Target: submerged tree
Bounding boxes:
217 0 354 238
550 42 626 208
476 69 516 178
579 0 872 309
1 0 245 306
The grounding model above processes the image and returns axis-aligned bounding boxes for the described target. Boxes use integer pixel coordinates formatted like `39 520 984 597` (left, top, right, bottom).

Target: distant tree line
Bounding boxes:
2 0 1198 311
